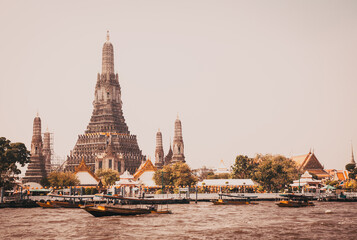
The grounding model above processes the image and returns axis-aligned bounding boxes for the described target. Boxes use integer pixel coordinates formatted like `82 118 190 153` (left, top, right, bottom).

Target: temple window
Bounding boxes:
99 161 102 169
109 159 112 169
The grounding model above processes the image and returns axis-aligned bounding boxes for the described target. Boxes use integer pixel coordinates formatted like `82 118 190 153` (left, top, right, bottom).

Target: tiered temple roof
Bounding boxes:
291 152 329 179
65 32 145 174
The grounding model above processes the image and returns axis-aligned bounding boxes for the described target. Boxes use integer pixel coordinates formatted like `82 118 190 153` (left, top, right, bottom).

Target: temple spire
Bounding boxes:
23 115 47 184
351 143 356 165
172 116 185 163
155 129 164 168
102 31 114 74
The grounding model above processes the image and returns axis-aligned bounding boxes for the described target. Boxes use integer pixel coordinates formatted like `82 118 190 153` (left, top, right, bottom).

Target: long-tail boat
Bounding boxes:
37 201 58 208
37 194 95 208
276 194 315 207
82 194 172 217
83 205 153 217
212 194 258 205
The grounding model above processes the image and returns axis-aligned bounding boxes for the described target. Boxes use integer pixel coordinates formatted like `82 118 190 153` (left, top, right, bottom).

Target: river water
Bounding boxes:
0 202 356 239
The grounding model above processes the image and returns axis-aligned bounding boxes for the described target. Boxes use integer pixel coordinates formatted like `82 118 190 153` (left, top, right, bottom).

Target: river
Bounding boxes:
0 202 356 239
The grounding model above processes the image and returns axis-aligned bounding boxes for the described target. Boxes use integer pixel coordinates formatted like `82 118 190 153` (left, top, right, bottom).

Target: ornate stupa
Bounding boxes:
23 115 48 183
154 129 164 168
65 32 145 174
171 116 185 163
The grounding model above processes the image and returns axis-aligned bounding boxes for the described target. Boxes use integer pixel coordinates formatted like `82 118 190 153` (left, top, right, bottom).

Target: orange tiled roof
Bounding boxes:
133 159 157 180
307 169 330 178
291 154 310 167
75 158 100 182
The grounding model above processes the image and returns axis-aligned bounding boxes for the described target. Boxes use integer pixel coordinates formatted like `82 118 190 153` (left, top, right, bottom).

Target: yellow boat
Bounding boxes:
36 201 58 208
277 194 315 207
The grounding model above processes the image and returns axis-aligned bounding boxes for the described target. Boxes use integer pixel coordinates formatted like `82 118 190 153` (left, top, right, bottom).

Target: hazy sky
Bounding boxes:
1 0 357 171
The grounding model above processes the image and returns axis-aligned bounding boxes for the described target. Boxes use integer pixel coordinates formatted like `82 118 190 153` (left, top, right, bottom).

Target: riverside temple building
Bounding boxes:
64 32 145 174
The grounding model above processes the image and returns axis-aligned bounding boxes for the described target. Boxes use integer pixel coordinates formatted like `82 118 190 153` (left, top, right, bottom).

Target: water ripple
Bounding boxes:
0 202 356 239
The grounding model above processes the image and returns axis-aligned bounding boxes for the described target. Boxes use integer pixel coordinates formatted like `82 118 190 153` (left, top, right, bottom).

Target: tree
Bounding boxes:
48 172 79 187
0 137 30 189
196 166 212 181
345 163 357 180
231 155 257 179
96 169 120 186
153 162 197 187
253 154 298 192
207 173 231 179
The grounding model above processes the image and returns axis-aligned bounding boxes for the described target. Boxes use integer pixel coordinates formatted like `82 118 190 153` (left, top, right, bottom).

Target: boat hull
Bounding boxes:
37 201 58 208
212 199 251 205
51 201 80 208
83 206 152 217
277 200 315 207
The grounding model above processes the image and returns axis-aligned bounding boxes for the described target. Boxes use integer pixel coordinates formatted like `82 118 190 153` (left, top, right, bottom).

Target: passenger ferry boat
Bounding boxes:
82 194 172 217
37 194 95 208
212 194 258 205
276 194 315 207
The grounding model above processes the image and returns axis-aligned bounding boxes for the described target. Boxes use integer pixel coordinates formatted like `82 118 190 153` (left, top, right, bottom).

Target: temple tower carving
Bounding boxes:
171 116 185 163
43 128 52 173
164 143 173 165
155 129 164 168
23 115 47 183
65 32 145 174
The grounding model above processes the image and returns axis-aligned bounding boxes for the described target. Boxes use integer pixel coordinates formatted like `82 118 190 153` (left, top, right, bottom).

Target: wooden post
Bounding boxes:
0 187 3 203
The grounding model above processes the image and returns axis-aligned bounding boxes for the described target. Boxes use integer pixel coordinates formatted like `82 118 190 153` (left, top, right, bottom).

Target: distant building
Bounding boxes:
154 130 164 168
325 146 354 182
325 169 349 182
74 159 100 186
290 171 322 189
155 116 186 168
23 115 51 184
346 144 356 169
213 160 231 174
65 32 145 174
291 151 329 179
164 144 173 165
134 159 157 187
171 117 185 163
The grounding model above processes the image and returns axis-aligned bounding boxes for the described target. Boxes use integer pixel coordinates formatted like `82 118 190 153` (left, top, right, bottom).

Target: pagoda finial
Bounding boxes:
106 30 110 41
351 142 356 164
